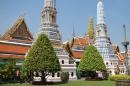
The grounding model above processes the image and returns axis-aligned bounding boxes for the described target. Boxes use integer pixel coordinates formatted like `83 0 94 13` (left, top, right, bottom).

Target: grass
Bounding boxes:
0 80 115 86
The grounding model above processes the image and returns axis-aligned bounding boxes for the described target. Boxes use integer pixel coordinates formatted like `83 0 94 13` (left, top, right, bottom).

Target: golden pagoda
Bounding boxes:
85 16 95 36
84 16 95 44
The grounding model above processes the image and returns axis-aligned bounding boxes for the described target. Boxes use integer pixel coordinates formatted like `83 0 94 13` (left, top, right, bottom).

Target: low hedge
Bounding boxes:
108 74 130 81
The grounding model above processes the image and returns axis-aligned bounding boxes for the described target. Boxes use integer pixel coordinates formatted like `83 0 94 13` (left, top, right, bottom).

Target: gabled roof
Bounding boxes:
70 37 88 48
2 18 33 42
112 44 120 54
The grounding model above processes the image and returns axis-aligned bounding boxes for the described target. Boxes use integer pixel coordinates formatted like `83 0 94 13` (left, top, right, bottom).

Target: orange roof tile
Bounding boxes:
116 53 126 65
74 38 88 45
0 43 30 54
73 51 84 59
0 54 25 59
75 39 80 44
78 38 87 44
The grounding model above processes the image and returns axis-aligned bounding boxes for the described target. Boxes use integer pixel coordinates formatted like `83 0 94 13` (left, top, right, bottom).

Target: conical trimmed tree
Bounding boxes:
78 44 106 78
22 34 61 83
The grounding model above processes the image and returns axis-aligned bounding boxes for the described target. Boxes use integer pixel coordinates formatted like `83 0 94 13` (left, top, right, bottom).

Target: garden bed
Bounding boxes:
85 77 102 81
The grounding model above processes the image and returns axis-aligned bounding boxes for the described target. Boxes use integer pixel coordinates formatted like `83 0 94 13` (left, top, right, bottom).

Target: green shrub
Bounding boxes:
108 74 130 81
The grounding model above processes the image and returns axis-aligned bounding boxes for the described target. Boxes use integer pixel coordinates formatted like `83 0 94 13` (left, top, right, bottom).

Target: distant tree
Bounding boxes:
22 34 61 84
0 57 17 81
78 44 106 78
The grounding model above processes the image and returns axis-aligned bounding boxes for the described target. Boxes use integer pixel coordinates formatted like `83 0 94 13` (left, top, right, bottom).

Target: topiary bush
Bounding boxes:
108 74 130 81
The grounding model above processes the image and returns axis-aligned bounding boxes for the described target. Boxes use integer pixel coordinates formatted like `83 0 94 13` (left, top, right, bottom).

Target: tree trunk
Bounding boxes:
89 71 96 78
41 71 46 85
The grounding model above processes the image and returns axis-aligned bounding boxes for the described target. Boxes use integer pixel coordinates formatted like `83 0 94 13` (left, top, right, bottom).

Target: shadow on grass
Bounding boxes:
53 81 68 85
31 81 68 85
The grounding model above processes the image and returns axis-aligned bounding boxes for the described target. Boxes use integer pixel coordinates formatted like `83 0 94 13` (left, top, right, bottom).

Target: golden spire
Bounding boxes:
0 34 2 40
86 16 95 36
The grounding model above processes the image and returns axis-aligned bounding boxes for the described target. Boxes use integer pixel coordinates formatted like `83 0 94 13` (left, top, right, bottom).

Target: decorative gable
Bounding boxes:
2 18 33 41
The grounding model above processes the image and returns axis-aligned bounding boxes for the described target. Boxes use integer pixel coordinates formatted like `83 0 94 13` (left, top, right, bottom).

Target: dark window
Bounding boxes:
52 72 55 77
62 60 64 64
57 72 60 77
122 70 124 73
106 62 108 65
71 72 73 77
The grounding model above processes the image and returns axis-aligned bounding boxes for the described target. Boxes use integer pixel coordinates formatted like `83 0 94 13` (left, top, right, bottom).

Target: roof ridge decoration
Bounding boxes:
2 17 33 41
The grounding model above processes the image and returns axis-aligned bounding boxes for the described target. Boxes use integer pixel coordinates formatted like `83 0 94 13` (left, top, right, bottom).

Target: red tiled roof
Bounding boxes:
0 43 30 54
0 53 25 59
79 38 87 44
74 38 88 45
73 51 84 59
117 53 126 65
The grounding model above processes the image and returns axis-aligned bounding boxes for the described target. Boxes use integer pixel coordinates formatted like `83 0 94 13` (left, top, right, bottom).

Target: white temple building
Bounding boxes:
94 1 125 75
36 0 77 82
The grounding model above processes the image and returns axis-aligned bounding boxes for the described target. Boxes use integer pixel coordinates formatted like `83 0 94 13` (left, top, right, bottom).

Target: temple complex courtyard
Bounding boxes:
0 80 115 86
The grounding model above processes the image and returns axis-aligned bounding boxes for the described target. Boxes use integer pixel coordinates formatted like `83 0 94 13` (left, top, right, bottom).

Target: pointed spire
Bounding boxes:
86 16 95 36
97 0 105 25
72 20 75 37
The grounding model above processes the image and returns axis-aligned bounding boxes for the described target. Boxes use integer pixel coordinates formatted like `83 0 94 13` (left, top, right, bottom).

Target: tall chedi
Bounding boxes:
36 0 77 82
84 16 95 44
94 1 120 75
37 0 62 44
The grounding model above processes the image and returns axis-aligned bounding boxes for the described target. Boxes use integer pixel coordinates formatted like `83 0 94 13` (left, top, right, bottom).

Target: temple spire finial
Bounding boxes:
19 12 25 19
72 20 75 37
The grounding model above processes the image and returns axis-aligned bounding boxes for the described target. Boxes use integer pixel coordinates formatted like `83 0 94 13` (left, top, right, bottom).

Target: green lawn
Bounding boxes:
0 80 115 86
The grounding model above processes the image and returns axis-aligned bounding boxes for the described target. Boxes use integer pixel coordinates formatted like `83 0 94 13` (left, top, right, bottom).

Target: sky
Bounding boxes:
0 0 130 51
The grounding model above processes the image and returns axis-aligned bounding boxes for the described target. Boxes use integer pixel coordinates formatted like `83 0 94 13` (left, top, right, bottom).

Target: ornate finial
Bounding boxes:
19 12 25 19
73 20 75 37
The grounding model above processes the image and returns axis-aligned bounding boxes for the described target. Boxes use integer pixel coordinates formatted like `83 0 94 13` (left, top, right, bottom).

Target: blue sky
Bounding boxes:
0 0 130 51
